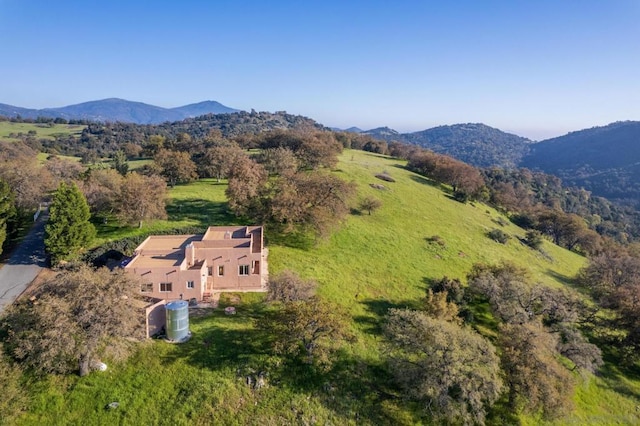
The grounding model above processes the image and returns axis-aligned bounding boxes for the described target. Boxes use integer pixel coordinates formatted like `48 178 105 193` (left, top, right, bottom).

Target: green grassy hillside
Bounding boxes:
14 150 640 425
0 121 85 141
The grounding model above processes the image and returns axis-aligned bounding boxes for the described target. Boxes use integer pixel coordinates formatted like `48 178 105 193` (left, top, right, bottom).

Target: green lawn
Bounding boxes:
128 158 153 170
36 152 83 163
12 149 640 425
0 121 85 141
93 179 242 246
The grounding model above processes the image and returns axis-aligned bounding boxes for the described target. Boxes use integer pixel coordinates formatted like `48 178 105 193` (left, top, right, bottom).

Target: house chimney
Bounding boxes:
186 242 195 266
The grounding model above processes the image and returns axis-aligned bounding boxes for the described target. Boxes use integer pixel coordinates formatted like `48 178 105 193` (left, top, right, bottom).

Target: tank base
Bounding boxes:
164 331 192 344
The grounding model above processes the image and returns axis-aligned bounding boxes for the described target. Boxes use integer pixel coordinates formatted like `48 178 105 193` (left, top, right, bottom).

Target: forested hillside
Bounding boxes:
522 121 640 205
362 123 532 168
6 111 324 159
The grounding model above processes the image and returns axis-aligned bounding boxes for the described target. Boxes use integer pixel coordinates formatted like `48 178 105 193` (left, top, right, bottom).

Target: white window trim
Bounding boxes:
239 264 250 276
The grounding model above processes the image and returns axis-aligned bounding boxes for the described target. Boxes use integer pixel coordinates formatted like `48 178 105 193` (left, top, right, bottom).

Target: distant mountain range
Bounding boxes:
0 98 239 124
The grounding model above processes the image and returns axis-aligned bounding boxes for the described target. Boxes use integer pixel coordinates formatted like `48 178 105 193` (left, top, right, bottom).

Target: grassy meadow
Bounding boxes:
0 121 85 141
12 150 640 425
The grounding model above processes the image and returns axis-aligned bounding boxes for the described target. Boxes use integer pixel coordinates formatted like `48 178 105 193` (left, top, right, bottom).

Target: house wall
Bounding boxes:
200 247 263 290
135 266 206 301
145 299 167 338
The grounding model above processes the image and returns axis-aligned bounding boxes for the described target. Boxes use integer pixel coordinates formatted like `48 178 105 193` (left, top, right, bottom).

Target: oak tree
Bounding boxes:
384 309 503 424
262 297 351 366
115 172 167 227
79 168 124 214
499 322 574 419
266 270 317 303
2 265 144 376
154 149 197 186
359 196 382 215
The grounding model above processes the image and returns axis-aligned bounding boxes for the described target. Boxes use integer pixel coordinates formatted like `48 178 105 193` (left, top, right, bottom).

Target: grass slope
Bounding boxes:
13 150 640 425
0 121 85 141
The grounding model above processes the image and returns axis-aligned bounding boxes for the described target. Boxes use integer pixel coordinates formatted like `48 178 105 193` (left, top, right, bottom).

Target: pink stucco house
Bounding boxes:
124 226 267 302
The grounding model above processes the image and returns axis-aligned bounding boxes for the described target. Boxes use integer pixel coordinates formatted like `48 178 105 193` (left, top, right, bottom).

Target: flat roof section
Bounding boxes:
126 251 184 269
136 235 201 253
126 235 201 270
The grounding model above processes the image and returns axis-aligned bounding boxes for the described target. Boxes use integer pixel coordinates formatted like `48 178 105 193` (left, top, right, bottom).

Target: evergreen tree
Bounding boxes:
0 179 16 255
112 150 129 176
45 182 95 263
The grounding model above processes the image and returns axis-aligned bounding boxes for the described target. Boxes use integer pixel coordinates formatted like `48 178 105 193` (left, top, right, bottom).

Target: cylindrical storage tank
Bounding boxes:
165 300 190 342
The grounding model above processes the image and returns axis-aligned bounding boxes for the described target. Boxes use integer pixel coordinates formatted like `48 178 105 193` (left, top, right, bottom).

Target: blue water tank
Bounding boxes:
165 300 190 342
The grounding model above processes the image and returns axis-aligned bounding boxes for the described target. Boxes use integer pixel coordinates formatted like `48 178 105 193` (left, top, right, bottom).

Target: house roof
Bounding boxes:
124 226 263 270
125 235 199 269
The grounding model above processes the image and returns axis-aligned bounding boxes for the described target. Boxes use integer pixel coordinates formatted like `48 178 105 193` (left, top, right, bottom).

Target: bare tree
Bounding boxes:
358 196 382 215
267 270 317 303
115 172 167 227
78 168 124 214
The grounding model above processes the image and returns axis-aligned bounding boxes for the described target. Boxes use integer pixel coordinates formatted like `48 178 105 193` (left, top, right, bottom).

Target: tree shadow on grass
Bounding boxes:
160 296 426 424
354 298 423 335
162 302 274 371
408 174 440 188
166 198 239 226
591 343 640 405
545 269 581 289
273 352 416 425
264 228 316 250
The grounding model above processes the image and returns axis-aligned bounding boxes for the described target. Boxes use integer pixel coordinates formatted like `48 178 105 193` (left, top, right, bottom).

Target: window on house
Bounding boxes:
239 264 250 276
207 267 213 276
252 260 260 274
218 265 224 276
160 282 173 292
186 280 194 289
141 283 153 292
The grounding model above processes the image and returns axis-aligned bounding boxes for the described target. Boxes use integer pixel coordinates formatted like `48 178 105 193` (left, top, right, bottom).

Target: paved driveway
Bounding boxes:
0 211 48 313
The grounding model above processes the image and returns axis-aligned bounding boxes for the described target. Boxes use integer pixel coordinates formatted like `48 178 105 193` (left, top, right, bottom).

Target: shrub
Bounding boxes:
524 230 544 249
426 235 446 247
488 229 510 244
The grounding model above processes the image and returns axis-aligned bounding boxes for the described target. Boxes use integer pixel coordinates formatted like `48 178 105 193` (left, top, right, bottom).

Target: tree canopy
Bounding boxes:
384 309 503 424
114 173 167 227
44 182 95 263
2 265 144 377
0 179 16 255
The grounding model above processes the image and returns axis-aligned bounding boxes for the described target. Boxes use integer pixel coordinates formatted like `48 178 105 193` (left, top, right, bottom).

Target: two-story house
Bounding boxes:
124 226 267 302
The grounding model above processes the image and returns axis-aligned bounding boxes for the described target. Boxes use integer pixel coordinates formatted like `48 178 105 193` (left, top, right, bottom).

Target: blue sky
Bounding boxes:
1 0 638 139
